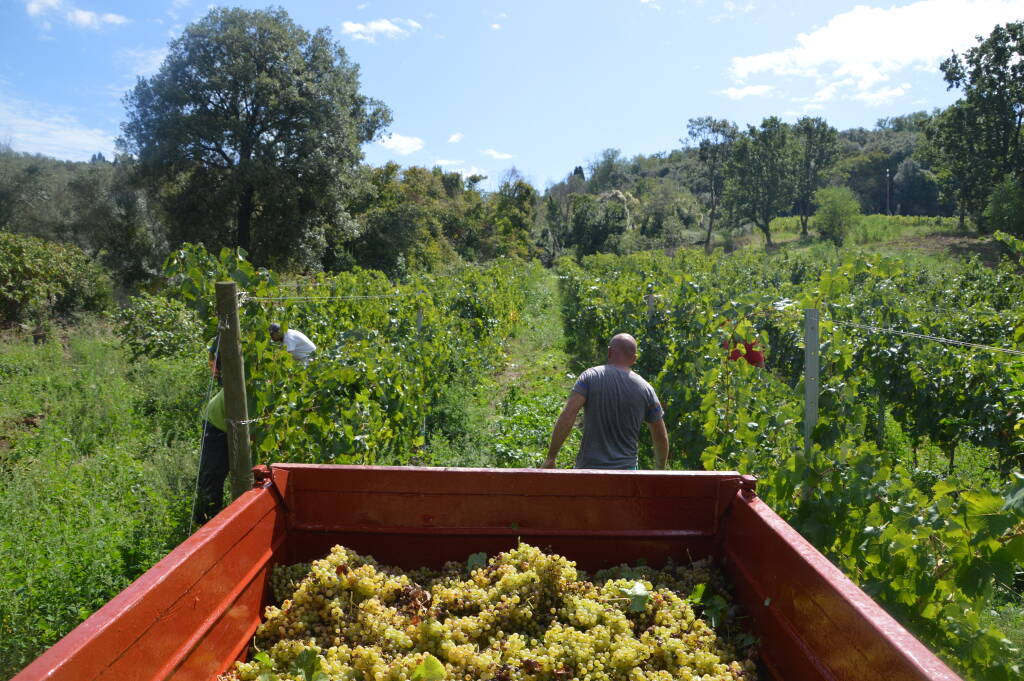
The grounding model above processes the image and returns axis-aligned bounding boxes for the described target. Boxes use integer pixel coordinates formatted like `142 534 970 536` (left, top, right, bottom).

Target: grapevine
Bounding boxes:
557 248 1024 681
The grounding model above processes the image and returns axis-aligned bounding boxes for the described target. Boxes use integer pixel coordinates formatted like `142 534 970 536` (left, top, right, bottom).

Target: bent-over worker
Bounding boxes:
269 323 316 365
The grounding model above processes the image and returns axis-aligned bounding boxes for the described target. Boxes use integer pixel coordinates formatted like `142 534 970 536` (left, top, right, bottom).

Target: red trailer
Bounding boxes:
12 465 963 681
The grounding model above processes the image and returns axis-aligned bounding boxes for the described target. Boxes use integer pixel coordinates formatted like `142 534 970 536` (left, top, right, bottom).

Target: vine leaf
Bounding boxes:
411 653 446 681
466 552 487 571
620 581 651 612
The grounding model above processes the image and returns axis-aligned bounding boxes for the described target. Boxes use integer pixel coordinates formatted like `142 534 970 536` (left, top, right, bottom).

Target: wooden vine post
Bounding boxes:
803 308 820 455
215 281 253 499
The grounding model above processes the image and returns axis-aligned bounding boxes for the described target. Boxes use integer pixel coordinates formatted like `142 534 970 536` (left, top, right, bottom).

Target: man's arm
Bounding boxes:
648 419 670 469
542 392 586 468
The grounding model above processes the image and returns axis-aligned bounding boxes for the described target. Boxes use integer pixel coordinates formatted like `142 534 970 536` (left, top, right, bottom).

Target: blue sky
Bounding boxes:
2 0 1024 189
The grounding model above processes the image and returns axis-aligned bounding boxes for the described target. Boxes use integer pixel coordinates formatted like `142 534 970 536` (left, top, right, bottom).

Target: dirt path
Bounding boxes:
477 266 581 468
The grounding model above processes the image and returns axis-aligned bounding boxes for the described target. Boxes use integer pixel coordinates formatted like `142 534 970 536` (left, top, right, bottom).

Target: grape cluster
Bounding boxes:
221 543 758 681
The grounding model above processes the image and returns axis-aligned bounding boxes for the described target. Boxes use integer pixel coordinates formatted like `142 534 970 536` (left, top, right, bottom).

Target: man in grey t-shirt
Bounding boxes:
542 333 670 470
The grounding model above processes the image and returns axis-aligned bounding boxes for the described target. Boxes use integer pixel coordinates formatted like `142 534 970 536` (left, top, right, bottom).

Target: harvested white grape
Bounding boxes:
221 543 758 681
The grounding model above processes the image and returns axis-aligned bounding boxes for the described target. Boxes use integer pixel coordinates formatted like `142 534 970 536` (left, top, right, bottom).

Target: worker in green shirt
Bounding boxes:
194 389 228 525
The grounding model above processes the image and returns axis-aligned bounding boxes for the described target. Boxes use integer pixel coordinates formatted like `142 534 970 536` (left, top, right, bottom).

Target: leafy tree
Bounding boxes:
726 117 794 249
983 173 1024 236
685 117 737 253
120 7 391 267
925 101 993 229
935 21 1024 230
812 186 860 246
892 157 943 216
570 193 629 256
587 149 628 194
792 117 839 238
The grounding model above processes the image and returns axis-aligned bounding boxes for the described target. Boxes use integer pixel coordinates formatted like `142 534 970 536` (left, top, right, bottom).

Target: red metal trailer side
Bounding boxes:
12 466 964 681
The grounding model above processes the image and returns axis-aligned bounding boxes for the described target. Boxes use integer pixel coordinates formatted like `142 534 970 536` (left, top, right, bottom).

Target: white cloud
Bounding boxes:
491 23 502 30
729 0 1024 103
482 148 514 159
448 132 463 143
26 0 60 16
450 165 488 178
118 47 167 76
718 84 774 99
853 83 912 106
0 94 115 160
712 0 754 21
168 0 191 20
26 0 129 28
341 17 421 42
67 8 128 27
639 0 663 9
378 133 424 155
434 159 464 166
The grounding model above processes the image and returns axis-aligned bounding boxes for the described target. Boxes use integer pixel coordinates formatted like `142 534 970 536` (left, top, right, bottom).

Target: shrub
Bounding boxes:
0 231 111 325
115 293 204 360
812 186 861 246
984 174 1024 237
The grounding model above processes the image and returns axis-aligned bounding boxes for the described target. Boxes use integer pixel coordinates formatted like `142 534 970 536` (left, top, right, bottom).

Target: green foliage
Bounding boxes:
793 117 840 237
935 21 1024 230
726 116 795 248
120 6 391 268
0 327 203 676
0 150 167 285
115 293 204 360
0 231 111 325
558 249 1024 680
812 186 861 245
153 244 527 466
984 175 1024 237
685 117 737 253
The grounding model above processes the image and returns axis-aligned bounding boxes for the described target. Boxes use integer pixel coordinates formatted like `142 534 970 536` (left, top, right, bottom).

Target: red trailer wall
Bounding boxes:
12 465 964 681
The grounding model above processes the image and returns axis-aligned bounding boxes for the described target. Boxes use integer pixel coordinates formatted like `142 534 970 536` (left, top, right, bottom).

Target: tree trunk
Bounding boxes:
236 185 255 251
704 201 717 255
758 221 774 250
799 213 809 239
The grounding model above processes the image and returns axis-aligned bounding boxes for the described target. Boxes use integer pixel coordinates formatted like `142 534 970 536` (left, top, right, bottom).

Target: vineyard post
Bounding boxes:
215 280 253 499
417 300 426 441
803 308 820 454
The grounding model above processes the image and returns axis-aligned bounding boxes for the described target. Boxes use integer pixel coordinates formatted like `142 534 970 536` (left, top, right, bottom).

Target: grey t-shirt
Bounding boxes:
572 364 664 469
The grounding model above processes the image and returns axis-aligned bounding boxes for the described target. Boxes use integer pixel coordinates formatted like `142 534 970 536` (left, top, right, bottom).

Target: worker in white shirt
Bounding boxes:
268 323 316 365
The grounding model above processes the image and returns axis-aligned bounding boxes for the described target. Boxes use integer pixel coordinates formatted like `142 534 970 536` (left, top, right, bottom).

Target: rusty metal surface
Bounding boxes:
719 491 963 681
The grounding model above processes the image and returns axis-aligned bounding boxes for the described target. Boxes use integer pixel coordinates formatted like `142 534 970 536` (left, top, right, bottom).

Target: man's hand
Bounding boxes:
648 419 670 469
544 392 586 469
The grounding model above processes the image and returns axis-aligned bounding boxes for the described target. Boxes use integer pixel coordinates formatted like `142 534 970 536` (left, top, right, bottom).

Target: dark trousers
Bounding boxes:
194 421 229 525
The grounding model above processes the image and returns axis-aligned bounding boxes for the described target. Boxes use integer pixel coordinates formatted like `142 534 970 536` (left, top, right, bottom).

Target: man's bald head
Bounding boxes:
607 333 638 367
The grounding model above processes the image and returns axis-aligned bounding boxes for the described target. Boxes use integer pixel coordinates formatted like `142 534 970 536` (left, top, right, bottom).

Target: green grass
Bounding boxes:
761 214 967 251
0 321 207 678
423 263 581 469
981 603 1024 654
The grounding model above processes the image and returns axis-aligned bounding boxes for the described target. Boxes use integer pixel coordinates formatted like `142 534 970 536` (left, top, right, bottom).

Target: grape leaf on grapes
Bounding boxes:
411 653 446 681
620 581 651 612
288 649 326 681
466 552 487 571
685 583 706 604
